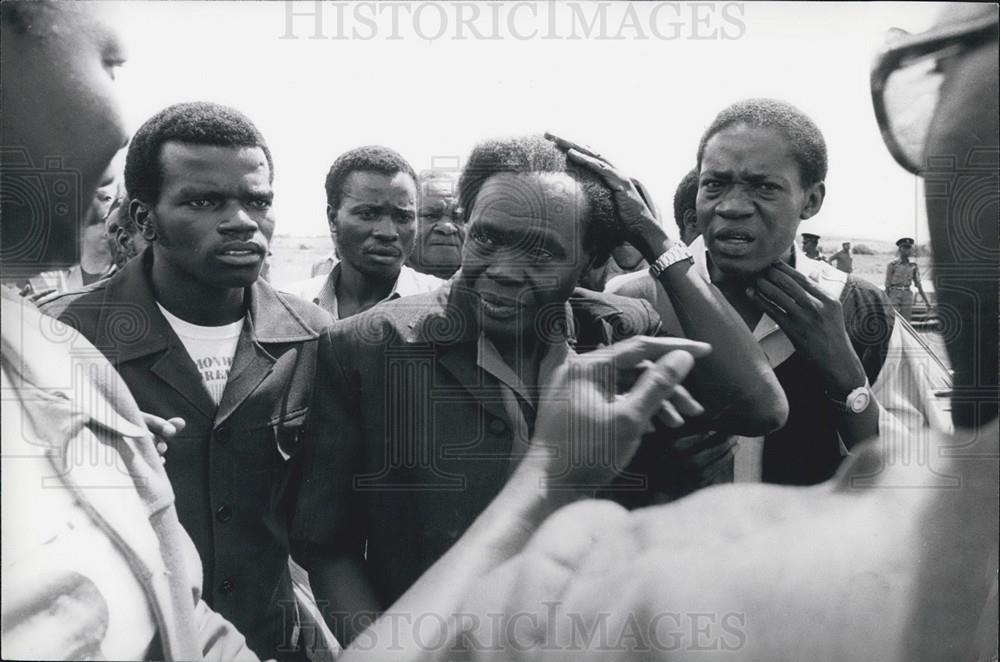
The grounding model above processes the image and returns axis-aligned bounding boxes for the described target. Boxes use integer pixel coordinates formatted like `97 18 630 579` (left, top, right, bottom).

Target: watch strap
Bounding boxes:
648 244 694 278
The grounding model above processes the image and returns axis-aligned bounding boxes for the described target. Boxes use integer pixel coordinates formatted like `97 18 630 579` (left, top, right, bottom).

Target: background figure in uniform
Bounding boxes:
800 231 825 261
829 240 853 273
885 236 930 321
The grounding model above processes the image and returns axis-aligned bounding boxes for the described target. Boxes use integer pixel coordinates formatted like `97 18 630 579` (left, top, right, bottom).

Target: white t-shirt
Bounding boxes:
156 303 244 405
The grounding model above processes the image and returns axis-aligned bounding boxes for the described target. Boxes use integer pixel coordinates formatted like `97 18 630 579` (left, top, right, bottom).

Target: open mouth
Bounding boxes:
712 229 756 256
479 291 520 319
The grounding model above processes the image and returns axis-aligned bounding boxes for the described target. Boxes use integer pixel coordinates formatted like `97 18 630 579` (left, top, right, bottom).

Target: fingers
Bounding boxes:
543 131 611 165
565 148 630 192
594 336 711 370
669 384 704 417
141 412 186 437
748 286 791 325
655 384 704 428
772 261 829 300
658 400 684 428
624 350 696 422
631 178 661 220
751 278 797 313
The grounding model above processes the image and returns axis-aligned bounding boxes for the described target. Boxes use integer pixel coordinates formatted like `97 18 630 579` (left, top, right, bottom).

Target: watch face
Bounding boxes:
849 388 871 414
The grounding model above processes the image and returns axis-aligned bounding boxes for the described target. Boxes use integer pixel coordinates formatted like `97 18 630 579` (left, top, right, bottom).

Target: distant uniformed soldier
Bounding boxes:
885 237 931 321
800 232 826 261
829 241 854 274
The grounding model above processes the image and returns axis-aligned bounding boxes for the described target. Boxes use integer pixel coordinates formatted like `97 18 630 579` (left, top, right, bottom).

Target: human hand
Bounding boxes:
749 261 866 391
141 412 186 462
545 132 667 261
530 336 710 490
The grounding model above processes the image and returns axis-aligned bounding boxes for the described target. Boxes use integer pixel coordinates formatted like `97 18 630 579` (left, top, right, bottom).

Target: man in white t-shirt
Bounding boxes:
284 146 443 320
43 102 344 661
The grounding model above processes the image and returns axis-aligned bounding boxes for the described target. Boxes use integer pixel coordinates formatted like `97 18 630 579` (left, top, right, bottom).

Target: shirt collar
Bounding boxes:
474 301 577 406
317 262 416 321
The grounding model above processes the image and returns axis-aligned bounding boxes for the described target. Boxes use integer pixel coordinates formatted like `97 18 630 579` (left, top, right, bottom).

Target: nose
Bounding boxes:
432 221 460 236
715 185 754 219
372 215 399 241
220 203 260 236
483 256 522 286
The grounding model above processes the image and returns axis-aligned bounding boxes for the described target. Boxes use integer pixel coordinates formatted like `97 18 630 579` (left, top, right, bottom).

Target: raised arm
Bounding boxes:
552 134 788 436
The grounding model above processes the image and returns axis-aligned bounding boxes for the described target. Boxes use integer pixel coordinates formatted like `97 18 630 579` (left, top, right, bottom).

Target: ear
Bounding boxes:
682 208 698 234
115 226 131 248
326 204 338 233
800 181 826 220
130 199 153 233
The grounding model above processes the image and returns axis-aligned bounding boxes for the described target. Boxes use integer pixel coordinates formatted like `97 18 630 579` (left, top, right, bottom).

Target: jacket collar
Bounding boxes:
95 250 319 363
421 276 576 427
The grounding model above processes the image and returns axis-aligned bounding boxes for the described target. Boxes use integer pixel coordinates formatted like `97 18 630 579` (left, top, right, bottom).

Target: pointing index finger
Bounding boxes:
595 336 711 369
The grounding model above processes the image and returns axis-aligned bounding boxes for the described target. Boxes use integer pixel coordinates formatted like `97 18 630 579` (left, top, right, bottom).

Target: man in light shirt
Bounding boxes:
285 146 442 320
2 4 254 659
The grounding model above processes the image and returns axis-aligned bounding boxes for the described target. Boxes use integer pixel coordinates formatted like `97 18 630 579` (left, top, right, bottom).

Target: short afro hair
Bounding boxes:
458 135 617 263
697 98 828 187
125 102 273 205
672 168 700 232
325 146 417 211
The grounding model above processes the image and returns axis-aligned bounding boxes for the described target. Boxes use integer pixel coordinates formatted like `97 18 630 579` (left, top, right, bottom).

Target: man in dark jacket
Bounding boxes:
43 102 343 661
316 135 787 642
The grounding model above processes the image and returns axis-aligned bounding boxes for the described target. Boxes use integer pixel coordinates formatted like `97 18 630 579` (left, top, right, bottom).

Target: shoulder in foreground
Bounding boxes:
277 275 326 302
399 265 447 295
326 288 450 346
36 279 110 320
266 282 334 330
845 273 890 299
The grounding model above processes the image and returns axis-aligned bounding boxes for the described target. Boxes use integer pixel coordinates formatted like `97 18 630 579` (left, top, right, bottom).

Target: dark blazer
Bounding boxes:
321 281 722 606
42 253 343 660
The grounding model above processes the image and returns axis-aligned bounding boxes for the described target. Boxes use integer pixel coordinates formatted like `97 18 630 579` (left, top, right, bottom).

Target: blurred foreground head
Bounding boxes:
0 1 127 276
873 3 999 427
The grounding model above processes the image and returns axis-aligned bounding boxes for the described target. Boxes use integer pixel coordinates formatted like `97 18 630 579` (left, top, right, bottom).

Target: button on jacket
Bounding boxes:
41 253 344 660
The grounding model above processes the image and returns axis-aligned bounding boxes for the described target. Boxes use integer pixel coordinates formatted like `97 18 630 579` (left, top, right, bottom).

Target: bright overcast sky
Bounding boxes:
107 1 952 242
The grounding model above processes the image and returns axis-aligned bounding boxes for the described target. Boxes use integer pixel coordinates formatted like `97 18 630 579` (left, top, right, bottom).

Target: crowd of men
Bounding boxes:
1 2 997 661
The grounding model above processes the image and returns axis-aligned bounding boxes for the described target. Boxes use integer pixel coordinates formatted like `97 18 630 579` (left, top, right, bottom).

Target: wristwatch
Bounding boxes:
648 243 694 278
828 382 872 414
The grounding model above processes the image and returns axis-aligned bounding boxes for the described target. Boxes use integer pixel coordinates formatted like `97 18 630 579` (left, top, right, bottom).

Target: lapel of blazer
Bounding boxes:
425 282 510 426
213 279 319 430
94 254 217 419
